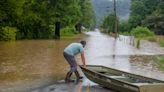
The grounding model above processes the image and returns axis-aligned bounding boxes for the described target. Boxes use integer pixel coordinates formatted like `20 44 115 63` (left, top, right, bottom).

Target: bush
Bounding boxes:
119 32 130 36
119 21 130 33
131 26 155 49
61 26 76 37
131 26 155 39
0 26 17 41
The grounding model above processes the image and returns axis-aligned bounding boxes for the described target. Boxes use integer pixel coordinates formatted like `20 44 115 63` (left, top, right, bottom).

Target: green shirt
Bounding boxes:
64 43 84 56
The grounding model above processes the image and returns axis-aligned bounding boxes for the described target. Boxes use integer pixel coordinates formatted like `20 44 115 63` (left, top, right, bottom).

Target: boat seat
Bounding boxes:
108 76 127 79
132 83 152 86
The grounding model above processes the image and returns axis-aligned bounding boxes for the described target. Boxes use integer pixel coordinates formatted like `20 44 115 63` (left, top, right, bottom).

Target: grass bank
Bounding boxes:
155 56 164 71
155 36 164 47
60 26 88 40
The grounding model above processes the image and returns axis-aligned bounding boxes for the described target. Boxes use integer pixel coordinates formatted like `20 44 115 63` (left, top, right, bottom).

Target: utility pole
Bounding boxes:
114 0 118 38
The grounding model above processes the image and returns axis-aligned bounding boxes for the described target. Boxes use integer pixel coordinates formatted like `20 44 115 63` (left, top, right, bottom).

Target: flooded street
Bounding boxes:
0 30 164 92
84 30 164 80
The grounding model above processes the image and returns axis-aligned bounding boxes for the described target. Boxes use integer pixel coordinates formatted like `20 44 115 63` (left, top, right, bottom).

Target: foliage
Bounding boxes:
129 0 147 28
159 41 164 47
142 1 164 35
0 0 95 41
118 21 130 33
156 56 164 71
61 26 76 37
129 0 164 35
80 0 96 29
119 32 130 36
131 26 155 39
159 57 164 64
0 26 17 41
131 26 155 49
101 12 115 33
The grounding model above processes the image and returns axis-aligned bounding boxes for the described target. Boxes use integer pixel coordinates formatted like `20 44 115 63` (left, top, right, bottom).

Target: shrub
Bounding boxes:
131 26 155 48
119 32 130 36
61 26 76 37
131 26 155 39
0 26 17 41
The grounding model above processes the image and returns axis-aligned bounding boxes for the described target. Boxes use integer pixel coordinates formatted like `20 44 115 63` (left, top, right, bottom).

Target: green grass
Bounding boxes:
156 57 164 71
146 36 157 42
61 26 77 38
159 41 164 47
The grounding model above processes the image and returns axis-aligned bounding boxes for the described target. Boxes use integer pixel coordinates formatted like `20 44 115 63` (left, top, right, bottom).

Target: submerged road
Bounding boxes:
30 80 114 92
30 29 164 92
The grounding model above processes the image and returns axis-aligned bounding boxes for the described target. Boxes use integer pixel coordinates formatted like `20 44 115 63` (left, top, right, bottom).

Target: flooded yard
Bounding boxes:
0 30 164 92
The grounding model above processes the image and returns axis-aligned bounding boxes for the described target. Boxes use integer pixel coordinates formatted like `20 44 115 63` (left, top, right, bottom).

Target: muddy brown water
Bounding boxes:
0 30 164 92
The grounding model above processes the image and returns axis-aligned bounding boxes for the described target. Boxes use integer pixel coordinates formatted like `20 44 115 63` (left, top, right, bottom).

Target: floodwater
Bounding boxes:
0 29 164 92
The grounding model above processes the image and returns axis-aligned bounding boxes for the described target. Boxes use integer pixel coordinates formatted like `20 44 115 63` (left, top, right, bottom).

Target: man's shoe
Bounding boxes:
79 76 83 79
65 79 74 83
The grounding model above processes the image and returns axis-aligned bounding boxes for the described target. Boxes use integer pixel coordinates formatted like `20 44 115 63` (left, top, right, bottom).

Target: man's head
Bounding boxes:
80 40 86 47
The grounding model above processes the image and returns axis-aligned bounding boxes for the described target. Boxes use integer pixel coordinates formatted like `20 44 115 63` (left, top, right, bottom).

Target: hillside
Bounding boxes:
91 0 131 26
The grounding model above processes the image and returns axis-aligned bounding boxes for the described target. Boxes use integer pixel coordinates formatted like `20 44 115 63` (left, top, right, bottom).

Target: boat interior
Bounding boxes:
85 65 164 85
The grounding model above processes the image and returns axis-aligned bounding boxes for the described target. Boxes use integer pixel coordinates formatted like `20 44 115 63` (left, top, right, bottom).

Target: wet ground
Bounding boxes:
30 81 114 92
0 29 164 92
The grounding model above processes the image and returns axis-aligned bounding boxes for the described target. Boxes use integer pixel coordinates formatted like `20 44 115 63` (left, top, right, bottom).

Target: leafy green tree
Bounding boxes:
118 21 130 33
0 0 25 27
101 13 115 33
143 15 164 35
51 0 82 39
139 0 160 15
129 0 147 28
143 1 164 35
0 0 95 41
80 0 96 29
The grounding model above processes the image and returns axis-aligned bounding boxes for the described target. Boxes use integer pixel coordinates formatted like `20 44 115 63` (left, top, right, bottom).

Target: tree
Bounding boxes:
143 1 164 35
80 0 96 29
139 0 160 15
101 12 116 33
129 0 147 28
0 0 95 41
52 0 82 39
118 21 130 33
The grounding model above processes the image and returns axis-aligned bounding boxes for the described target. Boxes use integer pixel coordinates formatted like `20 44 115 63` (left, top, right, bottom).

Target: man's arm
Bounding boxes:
81 52 86 66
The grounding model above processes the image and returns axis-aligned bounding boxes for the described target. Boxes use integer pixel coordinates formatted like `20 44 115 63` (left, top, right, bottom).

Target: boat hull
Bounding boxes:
80 65 164 92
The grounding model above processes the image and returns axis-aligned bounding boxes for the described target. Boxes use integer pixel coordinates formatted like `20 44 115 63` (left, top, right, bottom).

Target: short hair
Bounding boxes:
80 40 86 46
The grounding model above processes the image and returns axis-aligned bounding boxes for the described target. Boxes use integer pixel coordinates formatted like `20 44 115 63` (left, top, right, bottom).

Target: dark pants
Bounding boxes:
63 52 77 72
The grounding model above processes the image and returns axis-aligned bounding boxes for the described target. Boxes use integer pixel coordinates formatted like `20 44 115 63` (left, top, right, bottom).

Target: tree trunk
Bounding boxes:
55 21 61 39
75 23 82 33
